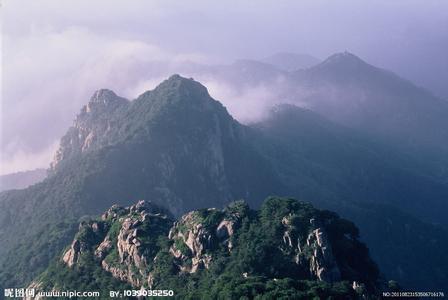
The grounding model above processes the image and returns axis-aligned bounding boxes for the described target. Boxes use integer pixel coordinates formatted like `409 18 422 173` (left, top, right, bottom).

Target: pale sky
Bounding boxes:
1 0 448 174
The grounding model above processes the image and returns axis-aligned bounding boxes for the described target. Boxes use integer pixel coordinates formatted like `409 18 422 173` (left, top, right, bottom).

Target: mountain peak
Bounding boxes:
136 74 214 110
89 89 118 103
320 51 366 68
303 51 380 81
83 89 128 115
151 74 208 96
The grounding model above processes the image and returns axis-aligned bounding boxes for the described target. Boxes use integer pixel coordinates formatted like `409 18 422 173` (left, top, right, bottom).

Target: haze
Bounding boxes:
1 0 448 174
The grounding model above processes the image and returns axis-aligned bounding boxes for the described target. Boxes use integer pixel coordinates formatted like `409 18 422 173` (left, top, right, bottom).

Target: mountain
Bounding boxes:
0 75 283 289
1 75 448 291
262 52 321 71
29 197 383 299
253 105 448 288
254 104 448 227
188 52 448 179
0 168 47 192
292 52 448 174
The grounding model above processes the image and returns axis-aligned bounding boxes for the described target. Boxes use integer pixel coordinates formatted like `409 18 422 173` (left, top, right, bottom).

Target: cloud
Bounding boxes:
204 81 281 124
0 140 58 175
1 25 205 173
2 0 448 174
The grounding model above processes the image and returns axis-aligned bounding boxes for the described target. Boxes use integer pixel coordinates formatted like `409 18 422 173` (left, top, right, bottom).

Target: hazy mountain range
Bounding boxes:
1 53 448 294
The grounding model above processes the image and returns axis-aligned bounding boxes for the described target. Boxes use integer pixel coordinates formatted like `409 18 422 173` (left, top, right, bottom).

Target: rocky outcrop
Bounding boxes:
306 228 341 282
168 203 246 273
98 201 172 287
61 200 173 288
94 235 112 260
62 221 105 267
48 198 379 296
168 210 218 273
50 89 129 170
280 212 342 283
62 240 83 267
216 219 236 249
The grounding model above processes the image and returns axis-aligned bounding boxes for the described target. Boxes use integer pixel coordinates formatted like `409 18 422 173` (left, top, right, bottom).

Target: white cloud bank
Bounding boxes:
1 25 205 174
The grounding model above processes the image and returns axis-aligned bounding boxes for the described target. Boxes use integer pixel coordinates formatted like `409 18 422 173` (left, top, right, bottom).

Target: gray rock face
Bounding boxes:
62 240 82 267
216 219 236 250
99 201 172 287
50 89 129 170
167 206 243 274
168 211 216 273
280 214 341 283
36 198 380 295
94 235 112 260
61 200 173 288
62 221 105 267
306 228 341 282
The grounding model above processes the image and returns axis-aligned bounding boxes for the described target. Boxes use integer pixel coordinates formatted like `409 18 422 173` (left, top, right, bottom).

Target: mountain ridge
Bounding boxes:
30 197 383 299
1 74 448 291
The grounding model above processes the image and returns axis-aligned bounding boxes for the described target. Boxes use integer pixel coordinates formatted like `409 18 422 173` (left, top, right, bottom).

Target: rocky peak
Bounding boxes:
62 200 173 287
138 74 220 113
50 89 129 171
90 89 119 104
83 89 128 115
40 198 381 296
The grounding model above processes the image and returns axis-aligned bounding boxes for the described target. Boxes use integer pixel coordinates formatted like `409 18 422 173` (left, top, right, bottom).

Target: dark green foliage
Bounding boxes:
145 197 380 298
174 238 191 257
35 197 380 299
38 256 132 297
30 197 379 299
0 220 78 289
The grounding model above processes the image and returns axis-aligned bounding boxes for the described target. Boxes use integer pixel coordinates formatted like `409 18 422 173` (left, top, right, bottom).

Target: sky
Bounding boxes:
1 0 448 174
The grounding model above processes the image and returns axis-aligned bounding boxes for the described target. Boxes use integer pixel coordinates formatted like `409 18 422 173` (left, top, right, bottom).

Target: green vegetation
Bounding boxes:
38 256 132 297
174 238 191 257
1 75 448 292
35 197 383 299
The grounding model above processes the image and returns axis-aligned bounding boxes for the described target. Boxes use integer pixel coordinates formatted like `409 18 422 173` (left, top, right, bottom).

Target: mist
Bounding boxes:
2 0 448 174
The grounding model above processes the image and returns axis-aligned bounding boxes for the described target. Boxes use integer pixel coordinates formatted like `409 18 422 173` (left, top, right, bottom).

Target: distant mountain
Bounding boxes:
1 75 447 291
254 104 448 227
262 52 321 71
193 51 448 181
30 198 382 298
0 168 47 192
293 52 448 163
